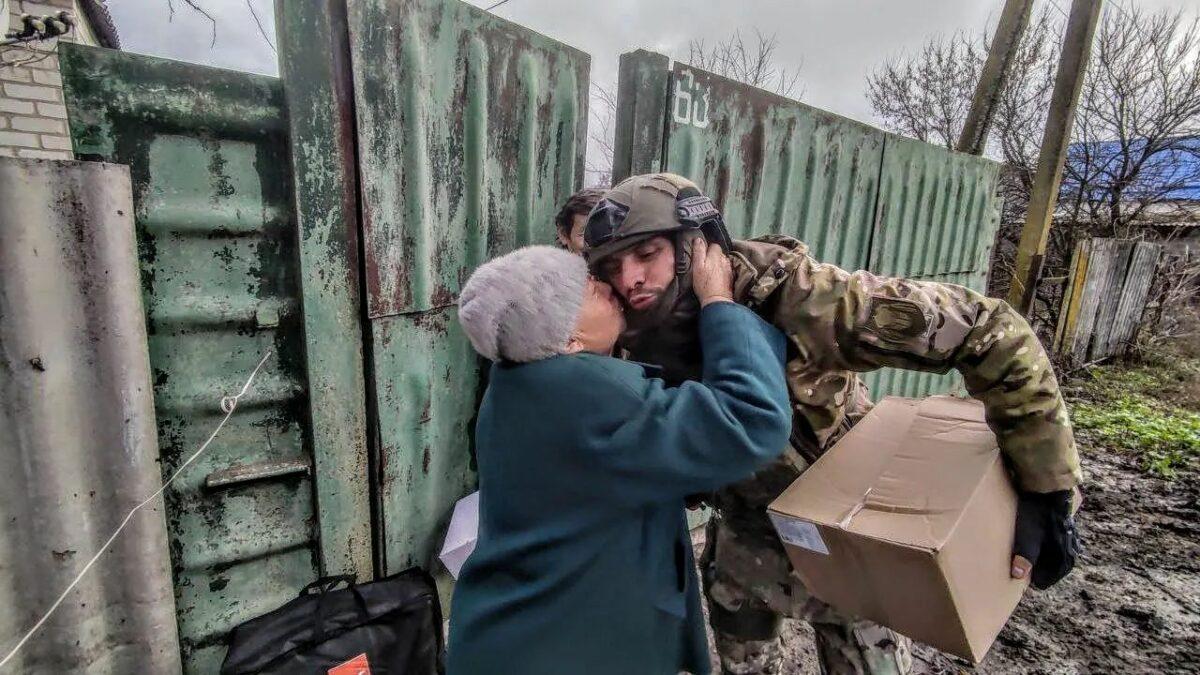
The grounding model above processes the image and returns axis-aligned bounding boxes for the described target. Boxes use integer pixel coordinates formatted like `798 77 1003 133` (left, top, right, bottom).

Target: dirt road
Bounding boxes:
911 449 1199 674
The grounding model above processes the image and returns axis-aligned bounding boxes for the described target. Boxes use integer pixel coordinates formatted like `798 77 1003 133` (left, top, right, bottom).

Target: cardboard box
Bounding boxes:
767 396 1026 663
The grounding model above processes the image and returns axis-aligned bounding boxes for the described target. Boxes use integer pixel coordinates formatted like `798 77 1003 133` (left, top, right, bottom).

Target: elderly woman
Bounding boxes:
447 240 791 675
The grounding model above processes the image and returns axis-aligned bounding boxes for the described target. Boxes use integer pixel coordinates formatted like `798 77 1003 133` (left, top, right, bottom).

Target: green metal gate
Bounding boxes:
614 51 1003 400
59 44 330 673
58 0 590 665
342 0 589 577
863 134 1002 397
48 2 1004 667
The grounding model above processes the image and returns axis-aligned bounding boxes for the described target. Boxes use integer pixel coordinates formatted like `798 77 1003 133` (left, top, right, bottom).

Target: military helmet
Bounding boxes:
583 173 732 266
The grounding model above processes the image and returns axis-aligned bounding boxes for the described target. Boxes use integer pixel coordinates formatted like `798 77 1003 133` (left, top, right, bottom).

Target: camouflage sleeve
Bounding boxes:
773 257 1081 493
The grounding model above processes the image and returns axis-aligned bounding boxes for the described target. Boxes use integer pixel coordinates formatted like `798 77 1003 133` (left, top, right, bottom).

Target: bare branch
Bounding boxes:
687 29 804 98
158 0 279 50
246 0 275 54
866 6 1200 340
585 81 618 187
180 0 218 47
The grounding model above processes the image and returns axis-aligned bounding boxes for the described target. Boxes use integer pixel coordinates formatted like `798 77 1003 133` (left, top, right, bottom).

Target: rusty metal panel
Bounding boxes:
60 44 318 673
347 0 590 586
662 63 884 270
862 135 1004 400
276 0 373 580
612 49 670 184
348 0 590 317
0 158 181 673
371 310 482 574
648 62 1002 401
869 134 1003 291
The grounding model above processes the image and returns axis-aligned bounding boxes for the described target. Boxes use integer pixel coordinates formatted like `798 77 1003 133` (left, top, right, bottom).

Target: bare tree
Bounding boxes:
1140 247 1200 349
866 32 985 149
687 29 803 98
1065 8 1200 237
585 82 617 187
866 7 1200 332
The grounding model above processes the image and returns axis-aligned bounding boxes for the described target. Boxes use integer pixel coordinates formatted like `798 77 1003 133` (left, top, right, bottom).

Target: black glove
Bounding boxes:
1012 489 1080 589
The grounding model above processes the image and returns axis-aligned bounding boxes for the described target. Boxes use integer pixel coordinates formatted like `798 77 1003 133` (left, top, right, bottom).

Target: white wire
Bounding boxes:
0 350 274 671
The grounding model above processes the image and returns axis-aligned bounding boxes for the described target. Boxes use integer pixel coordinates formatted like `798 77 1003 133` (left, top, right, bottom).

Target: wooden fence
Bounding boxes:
1054 238 1164 364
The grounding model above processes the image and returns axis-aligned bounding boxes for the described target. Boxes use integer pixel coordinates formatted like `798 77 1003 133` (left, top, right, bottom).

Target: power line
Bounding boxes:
485 0 514 11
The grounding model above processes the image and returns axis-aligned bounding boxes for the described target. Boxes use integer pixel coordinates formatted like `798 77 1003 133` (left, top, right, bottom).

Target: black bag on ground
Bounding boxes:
220 568 444 675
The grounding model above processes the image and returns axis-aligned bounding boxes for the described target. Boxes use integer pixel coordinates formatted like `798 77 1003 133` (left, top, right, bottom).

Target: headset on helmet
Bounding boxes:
583 185 731 259
674 187 733 252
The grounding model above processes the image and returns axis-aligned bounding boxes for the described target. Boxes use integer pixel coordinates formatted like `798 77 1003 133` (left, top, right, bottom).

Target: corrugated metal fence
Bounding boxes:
12 5 1011 670
45 1 589 669
862 134 1002 399
60 43 323 674
0 158 181 673
614 51 1004 400
344 0 590 580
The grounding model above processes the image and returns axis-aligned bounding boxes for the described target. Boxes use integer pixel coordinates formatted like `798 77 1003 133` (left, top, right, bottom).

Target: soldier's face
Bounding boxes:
596 236 676 313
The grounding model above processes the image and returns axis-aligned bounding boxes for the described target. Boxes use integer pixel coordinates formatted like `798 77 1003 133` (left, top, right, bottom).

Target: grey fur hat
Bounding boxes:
458 246 589 363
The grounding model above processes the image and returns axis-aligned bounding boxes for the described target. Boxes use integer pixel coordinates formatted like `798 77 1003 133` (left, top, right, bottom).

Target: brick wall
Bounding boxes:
1 0 100 159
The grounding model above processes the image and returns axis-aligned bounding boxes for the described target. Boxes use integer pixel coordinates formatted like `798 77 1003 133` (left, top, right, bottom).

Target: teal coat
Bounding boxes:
447 302 791 675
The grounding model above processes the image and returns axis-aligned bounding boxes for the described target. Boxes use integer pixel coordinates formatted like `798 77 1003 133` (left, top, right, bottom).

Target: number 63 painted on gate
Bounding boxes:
672 70 712 129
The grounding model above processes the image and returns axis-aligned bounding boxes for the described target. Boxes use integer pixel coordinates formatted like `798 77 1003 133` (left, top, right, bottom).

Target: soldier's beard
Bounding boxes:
617 278 703 385
622 284 673 329
620 230 704 333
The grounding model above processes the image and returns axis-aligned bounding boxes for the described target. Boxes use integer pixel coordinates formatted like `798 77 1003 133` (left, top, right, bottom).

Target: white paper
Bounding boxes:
768 513 830 555
438 491 480 579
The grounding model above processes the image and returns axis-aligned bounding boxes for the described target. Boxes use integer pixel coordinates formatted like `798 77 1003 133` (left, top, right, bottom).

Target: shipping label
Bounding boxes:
768 513 830 555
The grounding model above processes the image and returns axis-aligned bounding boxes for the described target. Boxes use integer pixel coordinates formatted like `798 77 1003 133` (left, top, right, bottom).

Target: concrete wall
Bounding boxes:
0 157 182 673
1 0 100 159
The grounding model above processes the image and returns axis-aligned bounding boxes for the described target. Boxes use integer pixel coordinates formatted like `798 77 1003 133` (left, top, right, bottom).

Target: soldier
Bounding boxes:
555 187 606 253
582 173 1081 675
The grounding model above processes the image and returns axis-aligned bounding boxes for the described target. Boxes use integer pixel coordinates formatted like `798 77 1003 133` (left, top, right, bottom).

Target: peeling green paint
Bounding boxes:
662 62 885 271
347 0 589 317
344 0 590 580
612 50 670 184
617 53 1003 400
276 0 374 582
60 43 317 674
371 309 482 573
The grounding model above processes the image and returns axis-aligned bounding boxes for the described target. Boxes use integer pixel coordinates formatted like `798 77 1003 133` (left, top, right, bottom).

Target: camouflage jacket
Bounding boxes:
729 234 1081 494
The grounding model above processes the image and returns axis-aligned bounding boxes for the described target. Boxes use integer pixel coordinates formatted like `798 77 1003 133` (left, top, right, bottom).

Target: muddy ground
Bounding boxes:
703 346 1200 674
699 451 1200 674
907 450 1199 675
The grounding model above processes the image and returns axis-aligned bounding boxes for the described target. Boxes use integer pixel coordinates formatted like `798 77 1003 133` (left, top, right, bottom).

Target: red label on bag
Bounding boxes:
328 653 371 675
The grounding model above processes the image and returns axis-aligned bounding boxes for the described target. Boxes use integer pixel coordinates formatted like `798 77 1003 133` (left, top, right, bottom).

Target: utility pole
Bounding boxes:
957 0 1035 155
1007 0 1103 315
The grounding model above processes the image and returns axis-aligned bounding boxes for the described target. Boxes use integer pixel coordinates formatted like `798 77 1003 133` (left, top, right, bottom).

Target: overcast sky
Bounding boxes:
107 0 1196 147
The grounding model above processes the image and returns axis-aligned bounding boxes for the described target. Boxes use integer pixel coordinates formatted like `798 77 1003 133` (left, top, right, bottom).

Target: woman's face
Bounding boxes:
568 277 626 355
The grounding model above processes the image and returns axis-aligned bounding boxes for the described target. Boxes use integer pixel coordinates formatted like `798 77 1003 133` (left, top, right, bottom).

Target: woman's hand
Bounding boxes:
691 238 735 307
